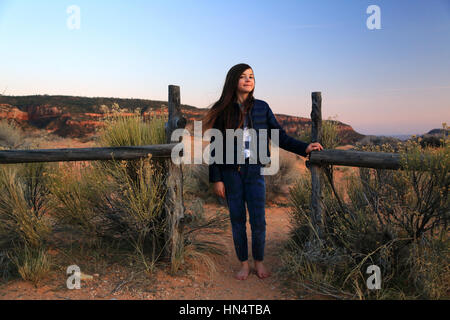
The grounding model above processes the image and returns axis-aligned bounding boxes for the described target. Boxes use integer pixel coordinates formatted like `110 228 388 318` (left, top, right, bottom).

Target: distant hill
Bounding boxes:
0 95 365 145
383 129 448 141
415 128 449 147
356 127 448 148
426 128 448 137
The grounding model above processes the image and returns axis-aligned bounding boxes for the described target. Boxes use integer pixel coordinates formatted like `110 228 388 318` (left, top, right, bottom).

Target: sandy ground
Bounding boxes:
0 134 355 300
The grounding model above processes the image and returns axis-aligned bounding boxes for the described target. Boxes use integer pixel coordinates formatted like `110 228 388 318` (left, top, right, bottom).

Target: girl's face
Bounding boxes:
237 68 255 94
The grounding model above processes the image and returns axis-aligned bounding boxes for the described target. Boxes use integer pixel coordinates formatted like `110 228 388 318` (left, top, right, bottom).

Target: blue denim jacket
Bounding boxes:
208 99 309 183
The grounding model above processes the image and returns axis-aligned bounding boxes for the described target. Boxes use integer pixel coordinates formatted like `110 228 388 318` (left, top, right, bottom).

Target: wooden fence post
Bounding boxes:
164 85 186 271
308 92 324 239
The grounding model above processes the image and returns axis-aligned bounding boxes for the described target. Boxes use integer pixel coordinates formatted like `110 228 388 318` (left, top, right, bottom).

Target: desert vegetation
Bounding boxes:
280 123 449 299
0 115 228 288
0 114 448 300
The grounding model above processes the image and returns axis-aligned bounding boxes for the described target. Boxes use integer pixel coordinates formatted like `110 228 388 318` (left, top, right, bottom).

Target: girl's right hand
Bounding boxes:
213 181 226 199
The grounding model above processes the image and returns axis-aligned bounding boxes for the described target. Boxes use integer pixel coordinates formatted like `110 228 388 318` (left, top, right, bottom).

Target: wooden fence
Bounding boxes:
0 87 417 262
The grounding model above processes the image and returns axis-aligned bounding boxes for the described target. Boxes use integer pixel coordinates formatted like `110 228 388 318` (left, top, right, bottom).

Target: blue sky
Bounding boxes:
1 0 449 135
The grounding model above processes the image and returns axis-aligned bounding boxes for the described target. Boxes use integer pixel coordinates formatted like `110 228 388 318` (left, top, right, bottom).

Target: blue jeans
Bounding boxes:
222 162 266 262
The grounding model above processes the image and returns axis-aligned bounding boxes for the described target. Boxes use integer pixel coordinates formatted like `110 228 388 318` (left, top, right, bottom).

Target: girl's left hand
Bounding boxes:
305 142 324 154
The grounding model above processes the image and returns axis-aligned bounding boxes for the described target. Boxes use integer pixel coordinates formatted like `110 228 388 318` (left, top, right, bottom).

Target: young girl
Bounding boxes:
202 63 323 280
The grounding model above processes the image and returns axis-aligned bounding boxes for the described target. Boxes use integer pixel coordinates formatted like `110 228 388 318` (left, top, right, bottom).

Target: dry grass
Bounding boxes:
9 245 51 287
0 120 54 284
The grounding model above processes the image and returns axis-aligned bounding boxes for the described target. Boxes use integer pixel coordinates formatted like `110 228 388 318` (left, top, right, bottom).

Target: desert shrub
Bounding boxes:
102 157 168 272
281 138 449 299
9 245 50 286
0 119 29 150
48 115 168 272
321 117 340 150
98 114 166 184
99 114 166 147
48 162 105 241
0 161 54 285
49 114 227 275
295 117 341 149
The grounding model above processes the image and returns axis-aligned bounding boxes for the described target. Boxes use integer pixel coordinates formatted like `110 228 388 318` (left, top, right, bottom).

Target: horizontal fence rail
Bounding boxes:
308 149 402 170
308 149 432 170
0 143 179 164
2 145 417 170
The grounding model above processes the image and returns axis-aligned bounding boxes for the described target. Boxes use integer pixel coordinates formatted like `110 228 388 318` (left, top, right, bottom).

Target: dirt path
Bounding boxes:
166 203 297 300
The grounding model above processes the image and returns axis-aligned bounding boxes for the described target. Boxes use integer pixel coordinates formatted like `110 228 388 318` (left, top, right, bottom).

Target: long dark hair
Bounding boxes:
202 63 255 134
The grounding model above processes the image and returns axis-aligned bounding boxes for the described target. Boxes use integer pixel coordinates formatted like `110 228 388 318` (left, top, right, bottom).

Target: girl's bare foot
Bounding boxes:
254 260 271 279
235 261 250 280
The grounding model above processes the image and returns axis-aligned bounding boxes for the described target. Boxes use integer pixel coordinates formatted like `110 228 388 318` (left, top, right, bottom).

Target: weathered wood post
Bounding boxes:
164 85 187 271
308 92 324 239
